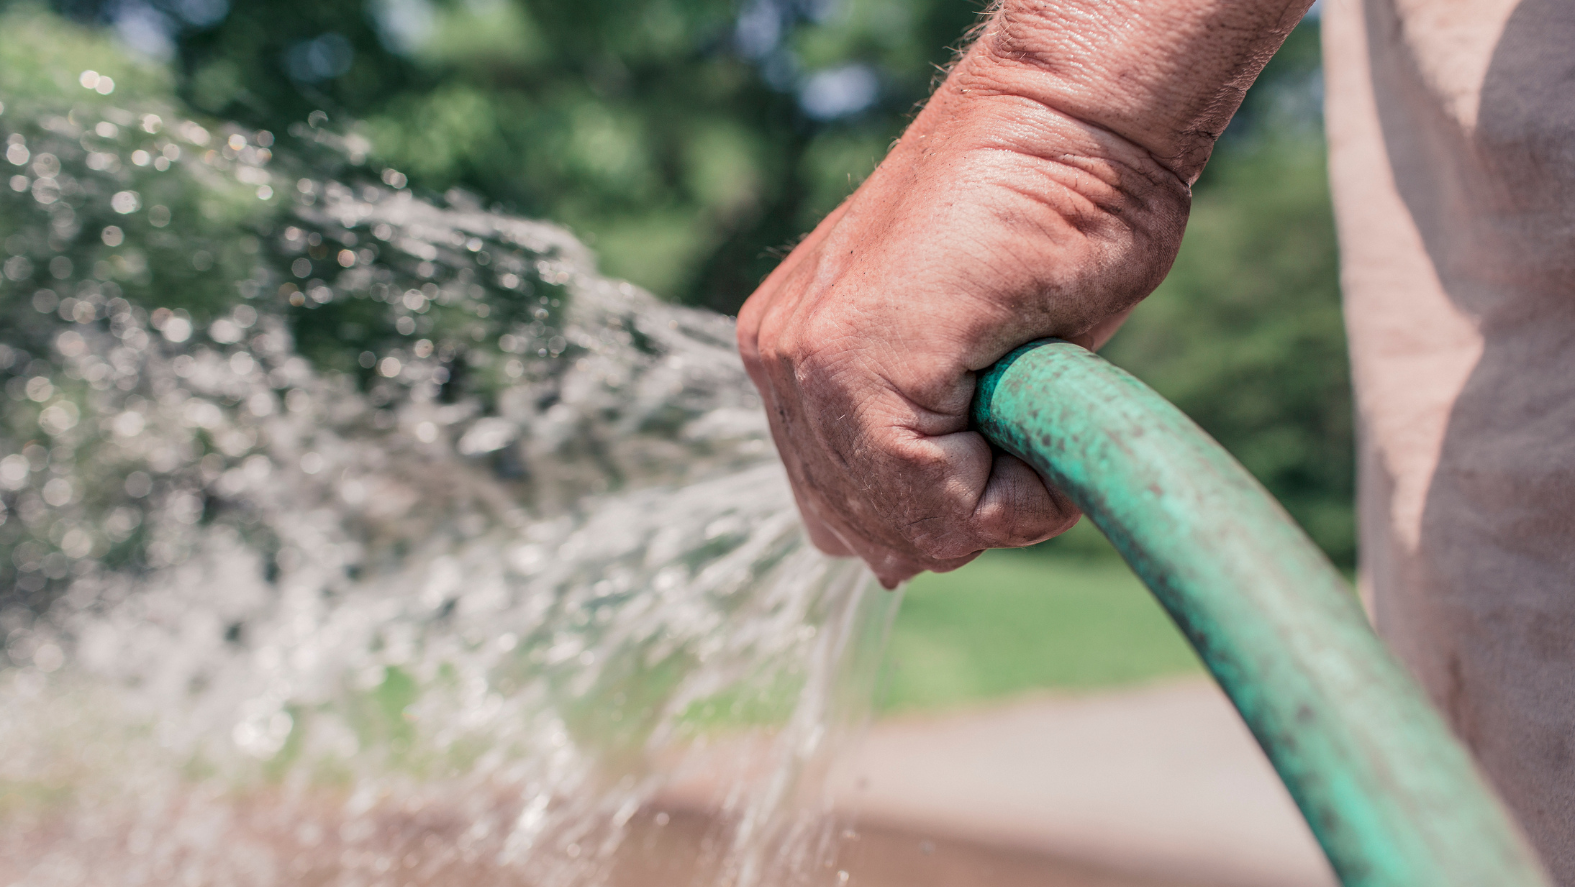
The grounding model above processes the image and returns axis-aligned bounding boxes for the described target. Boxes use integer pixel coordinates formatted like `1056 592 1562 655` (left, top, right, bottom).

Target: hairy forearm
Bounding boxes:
838 0 1315 356
955 0 1314 182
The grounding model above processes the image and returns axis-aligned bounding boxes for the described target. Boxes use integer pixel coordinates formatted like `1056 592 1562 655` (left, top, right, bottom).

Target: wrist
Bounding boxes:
945 0 1311 183
866 50 1192 354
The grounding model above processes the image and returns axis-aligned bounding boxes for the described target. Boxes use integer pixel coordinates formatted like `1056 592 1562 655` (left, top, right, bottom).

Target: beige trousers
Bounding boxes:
1323 0 1575 878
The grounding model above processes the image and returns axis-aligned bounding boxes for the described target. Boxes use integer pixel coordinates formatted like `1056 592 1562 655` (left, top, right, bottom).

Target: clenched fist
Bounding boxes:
738 0 1310 586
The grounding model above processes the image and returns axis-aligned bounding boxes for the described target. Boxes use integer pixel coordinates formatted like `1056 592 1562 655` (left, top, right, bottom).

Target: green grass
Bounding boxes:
879 526 1202 712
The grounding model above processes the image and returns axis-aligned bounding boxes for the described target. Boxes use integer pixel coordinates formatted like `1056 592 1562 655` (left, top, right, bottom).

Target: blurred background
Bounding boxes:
0 2 1346 883
6 0 1347 574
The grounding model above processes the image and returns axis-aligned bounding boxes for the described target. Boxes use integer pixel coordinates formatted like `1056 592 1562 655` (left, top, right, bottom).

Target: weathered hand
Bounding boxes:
738 1 1308 586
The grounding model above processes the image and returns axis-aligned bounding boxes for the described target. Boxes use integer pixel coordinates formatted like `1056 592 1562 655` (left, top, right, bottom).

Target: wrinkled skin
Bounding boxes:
738 2 1309 587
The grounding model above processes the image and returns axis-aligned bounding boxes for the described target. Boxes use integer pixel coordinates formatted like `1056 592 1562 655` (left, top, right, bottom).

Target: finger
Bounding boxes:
865 546 980 589
799 477 982 587
764 408 857 559
791 484 857 558
804 515 856 558
881 430 1078 560
745 336 856 560
863 451 1073 582
884 427 994 562
909 548 983 577
970 451 1081 547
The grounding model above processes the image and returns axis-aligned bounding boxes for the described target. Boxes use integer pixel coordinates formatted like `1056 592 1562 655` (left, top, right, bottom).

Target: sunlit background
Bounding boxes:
0 3 1347 885
8 0 1347 561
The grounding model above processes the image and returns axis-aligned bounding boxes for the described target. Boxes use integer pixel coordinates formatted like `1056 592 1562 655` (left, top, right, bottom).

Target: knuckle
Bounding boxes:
748 329 797 389
736 317 762 361
898 512 974 563
793 310 863 374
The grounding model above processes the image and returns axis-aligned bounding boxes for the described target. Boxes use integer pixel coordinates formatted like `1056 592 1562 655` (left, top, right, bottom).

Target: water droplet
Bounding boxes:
39 401 80 435
33 643 64 673
25 376 53 402
162 316 192 343
41 476 76 506
110 191 141 214
112 411 146 438
0 454 29 490
123 471 152 498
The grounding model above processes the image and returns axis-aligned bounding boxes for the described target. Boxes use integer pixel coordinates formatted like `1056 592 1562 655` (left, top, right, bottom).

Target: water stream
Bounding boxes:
0 76 895 887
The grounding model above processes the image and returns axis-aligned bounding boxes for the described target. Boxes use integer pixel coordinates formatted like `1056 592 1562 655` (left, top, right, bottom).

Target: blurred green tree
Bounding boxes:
11 0 1355 562
34 0 990 309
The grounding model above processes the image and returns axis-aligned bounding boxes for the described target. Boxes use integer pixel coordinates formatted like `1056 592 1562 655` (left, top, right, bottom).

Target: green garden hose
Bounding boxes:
971 340 1549 887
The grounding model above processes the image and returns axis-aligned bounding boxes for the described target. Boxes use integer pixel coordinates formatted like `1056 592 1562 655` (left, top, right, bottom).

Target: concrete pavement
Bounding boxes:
836 678 1336 887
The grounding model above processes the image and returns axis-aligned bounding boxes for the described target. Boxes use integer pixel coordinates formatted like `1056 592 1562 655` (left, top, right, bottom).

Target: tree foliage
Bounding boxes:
34 0 991 309
10 1 1355 562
